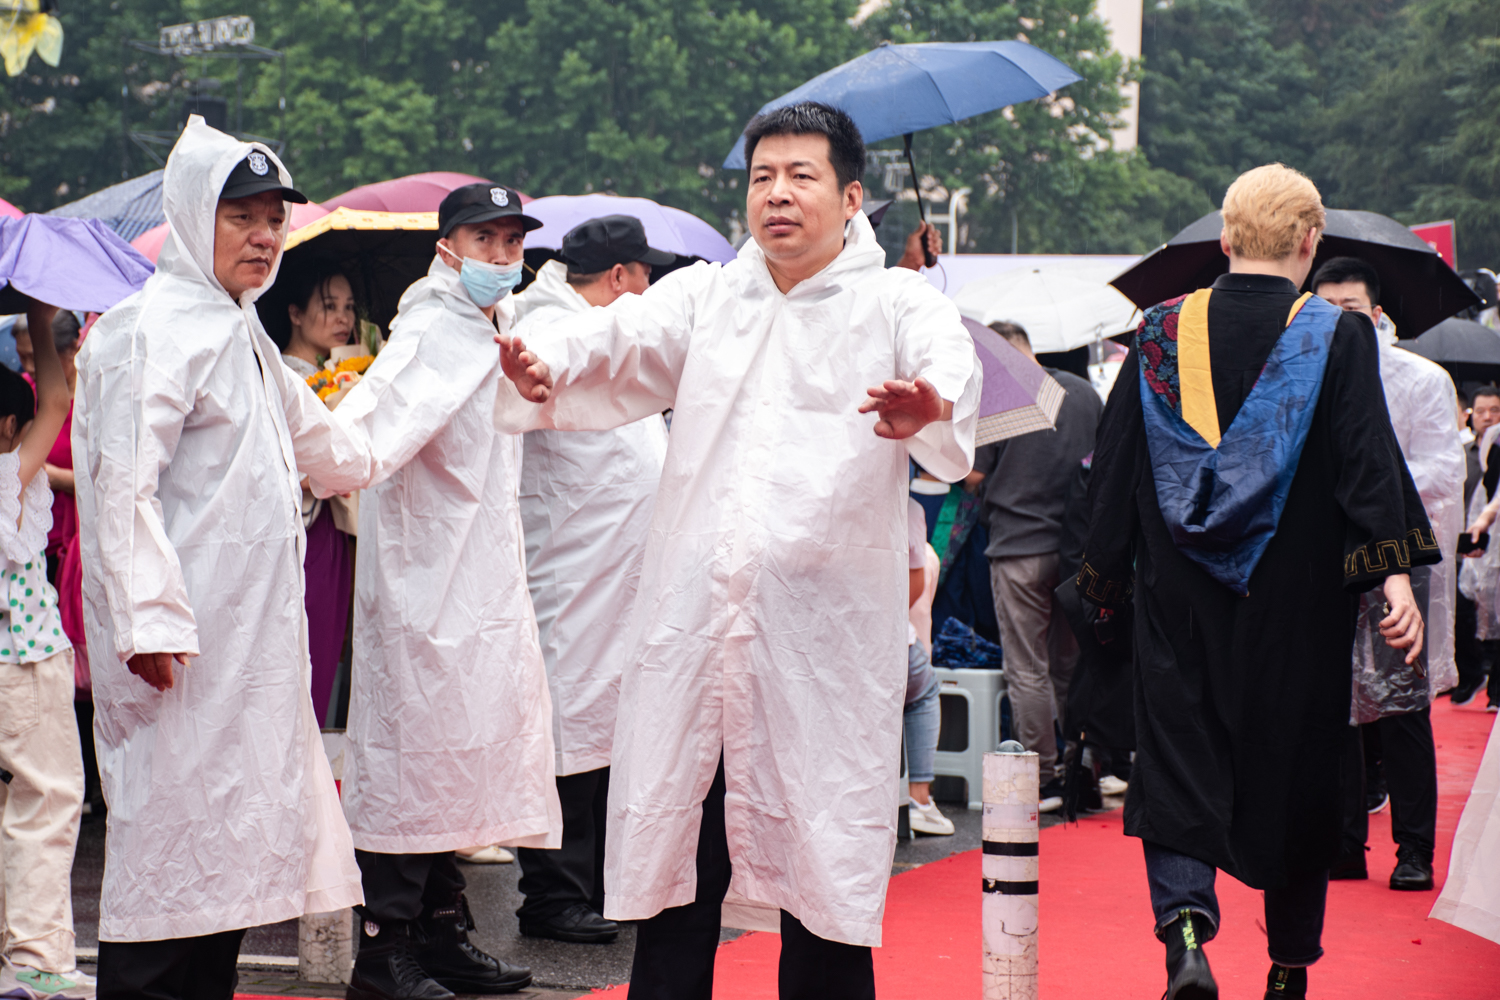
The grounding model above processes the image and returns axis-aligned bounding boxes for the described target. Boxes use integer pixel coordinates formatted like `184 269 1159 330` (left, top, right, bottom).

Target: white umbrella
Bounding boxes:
953 261 1141 354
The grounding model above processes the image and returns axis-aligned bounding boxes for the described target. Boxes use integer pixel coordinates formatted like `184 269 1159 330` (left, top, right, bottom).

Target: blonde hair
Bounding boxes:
1221 164 1325 261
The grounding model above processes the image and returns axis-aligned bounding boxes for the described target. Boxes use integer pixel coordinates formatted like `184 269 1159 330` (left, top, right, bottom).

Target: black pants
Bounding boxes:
356 849 467 923
517 766 609 921
97 929 246 1000
1341 709 1438 862
628 758 875 1000
1455 589 1483 690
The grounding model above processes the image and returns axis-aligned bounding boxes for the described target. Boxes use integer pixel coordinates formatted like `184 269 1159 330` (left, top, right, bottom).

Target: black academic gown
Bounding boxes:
1078 273 1438 889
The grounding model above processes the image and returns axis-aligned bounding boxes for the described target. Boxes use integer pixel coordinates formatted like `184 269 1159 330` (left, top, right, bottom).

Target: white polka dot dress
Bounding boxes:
0 450 70 664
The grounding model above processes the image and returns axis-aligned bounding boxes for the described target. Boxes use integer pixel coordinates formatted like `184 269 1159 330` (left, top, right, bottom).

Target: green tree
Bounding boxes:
1138 0 1320 209
461 0 858 232
1314 0 1500 267
857 0 1210 254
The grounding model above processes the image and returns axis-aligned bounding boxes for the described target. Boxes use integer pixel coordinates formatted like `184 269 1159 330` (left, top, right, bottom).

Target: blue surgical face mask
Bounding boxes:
439 241 524 308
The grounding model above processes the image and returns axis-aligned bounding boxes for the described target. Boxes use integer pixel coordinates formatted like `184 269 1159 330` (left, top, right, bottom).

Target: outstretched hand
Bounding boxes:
1379 573 1425 667
495 332 553 404
126 651 194 692
858 377 951 440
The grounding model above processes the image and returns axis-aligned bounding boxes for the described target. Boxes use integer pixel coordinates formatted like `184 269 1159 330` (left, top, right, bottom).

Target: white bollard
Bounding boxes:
298 909 354 983
982 741 1039 1000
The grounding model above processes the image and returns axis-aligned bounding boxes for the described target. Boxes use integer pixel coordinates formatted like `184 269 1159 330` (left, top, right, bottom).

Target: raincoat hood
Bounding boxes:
516 259 587 322
157 115 296 308
738 210 887 296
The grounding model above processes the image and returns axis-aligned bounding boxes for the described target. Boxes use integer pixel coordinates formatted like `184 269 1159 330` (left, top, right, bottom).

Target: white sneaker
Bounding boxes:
908 798 955 836
0 959 96 999
1099 775 1129 797
455 844 514 864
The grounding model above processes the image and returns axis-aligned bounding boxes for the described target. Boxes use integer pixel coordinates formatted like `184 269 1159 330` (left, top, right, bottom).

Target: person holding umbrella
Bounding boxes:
329 183 557 1000
496 102 979 1000
1079 165 1432 1000
510 215 672 945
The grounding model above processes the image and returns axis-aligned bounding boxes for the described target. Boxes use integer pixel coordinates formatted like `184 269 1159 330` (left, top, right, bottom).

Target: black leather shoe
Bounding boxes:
1449 675 1486 705
1160 909 1218 1000
1264 963 1307 999
417 894 532 994
347 919 454 1000
1329 844 1368 880
1389 847 1435 891
519 902 620 944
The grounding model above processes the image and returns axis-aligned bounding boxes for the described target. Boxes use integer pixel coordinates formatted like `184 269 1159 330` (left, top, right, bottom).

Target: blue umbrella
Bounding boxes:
722 40 1080 262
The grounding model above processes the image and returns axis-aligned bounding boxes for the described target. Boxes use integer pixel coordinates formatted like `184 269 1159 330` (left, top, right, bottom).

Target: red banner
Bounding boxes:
1411 220 1457 270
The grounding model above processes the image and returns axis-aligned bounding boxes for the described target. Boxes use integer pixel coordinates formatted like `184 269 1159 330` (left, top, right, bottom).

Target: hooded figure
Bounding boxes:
73 117 371 985
328 184 558 998
496 200 979 956
512 244 669 943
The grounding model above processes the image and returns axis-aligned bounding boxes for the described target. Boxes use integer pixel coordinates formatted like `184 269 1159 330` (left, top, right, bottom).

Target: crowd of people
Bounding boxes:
0 98 1497 1000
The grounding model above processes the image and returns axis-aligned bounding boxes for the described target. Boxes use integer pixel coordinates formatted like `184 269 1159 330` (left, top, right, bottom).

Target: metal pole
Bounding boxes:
983 741 1038 999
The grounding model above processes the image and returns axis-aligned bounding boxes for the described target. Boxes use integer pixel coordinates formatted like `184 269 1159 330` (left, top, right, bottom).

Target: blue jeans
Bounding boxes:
903 644 940 784
1142 840 1328 967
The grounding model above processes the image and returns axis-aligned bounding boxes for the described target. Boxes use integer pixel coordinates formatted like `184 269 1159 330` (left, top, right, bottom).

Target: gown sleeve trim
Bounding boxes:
1078 559 1133 607
1344 526 1441 585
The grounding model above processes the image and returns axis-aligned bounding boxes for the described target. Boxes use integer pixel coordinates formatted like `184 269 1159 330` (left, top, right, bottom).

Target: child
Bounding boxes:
0 299 88 1000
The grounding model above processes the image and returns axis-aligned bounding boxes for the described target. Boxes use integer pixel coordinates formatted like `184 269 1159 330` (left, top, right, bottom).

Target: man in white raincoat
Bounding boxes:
74 118 372 998
512 215 672 945
1315 258 1466 893
497 103 981 999
330 184 559 1000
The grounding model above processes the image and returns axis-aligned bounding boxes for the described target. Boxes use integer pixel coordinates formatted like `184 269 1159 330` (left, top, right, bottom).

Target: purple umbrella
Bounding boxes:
523 194 736 264
0 215 155 315
963 317 1063 445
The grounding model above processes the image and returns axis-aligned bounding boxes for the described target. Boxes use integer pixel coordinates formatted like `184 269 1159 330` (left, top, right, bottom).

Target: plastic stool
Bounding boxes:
931 666 1008 809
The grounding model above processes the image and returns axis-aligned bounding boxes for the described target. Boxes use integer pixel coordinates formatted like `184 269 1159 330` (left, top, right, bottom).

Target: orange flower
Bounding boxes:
334 354 375 375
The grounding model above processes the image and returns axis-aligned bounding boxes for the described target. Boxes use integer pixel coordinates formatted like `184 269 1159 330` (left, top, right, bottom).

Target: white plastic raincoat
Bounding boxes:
1461 423 1500 640
515 260 667 776
1350 341 1465 722
333 256 562 853
496 212 980 947
73 117 371 941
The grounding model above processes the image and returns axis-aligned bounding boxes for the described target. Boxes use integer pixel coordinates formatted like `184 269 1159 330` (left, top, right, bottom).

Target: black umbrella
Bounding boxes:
1396 317 1500 384
258 208 439 342
1111 209 1480 337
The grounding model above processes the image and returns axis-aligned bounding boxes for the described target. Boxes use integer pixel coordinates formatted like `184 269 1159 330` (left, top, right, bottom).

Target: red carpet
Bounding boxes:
587 697 1500 998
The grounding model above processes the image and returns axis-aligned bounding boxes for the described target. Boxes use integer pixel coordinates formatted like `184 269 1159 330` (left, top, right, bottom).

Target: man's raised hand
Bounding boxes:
495 332 553 403
858 377 951 440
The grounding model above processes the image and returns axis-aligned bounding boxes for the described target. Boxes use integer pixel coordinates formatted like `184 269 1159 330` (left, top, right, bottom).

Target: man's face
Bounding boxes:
12 322 31 375
1473 394 1500 437
213 191 286 300
443 218 525 267
1315 279 1383 328
746 133 861 271
619 260 652 296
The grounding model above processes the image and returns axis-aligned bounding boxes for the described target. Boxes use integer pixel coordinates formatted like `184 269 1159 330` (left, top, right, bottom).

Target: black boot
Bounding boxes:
1389 845 1435 891
1160 909 1218 1000
347 918 454 1000
1264 963 1307 999
417 893 532 994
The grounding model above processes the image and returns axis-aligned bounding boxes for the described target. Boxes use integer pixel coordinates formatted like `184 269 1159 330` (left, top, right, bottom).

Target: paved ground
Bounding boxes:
72 794 1102 998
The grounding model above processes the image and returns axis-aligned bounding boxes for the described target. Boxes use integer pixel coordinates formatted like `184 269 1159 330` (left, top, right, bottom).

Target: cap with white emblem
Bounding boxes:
220 152 308 204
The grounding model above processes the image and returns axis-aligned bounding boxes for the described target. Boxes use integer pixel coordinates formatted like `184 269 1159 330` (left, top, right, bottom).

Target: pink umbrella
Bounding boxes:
321 172 530 214
0 198 22 220
130 202 329 264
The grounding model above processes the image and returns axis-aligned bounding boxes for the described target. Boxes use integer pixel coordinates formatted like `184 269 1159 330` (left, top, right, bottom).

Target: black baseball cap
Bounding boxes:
220 151 308 204
437 183 542 239
561 215 675 273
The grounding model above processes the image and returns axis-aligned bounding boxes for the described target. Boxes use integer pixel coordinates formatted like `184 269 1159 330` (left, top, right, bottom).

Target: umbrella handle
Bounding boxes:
903 134 937 268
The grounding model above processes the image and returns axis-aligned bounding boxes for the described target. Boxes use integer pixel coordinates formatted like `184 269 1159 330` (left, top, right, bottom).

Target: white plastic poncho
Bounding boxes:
515 260 667 776
73 117 371 941
1461 423 1500 639
333 256 562 853
496 212 980 947
1350 341 1465 722
1430 711 1500 942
